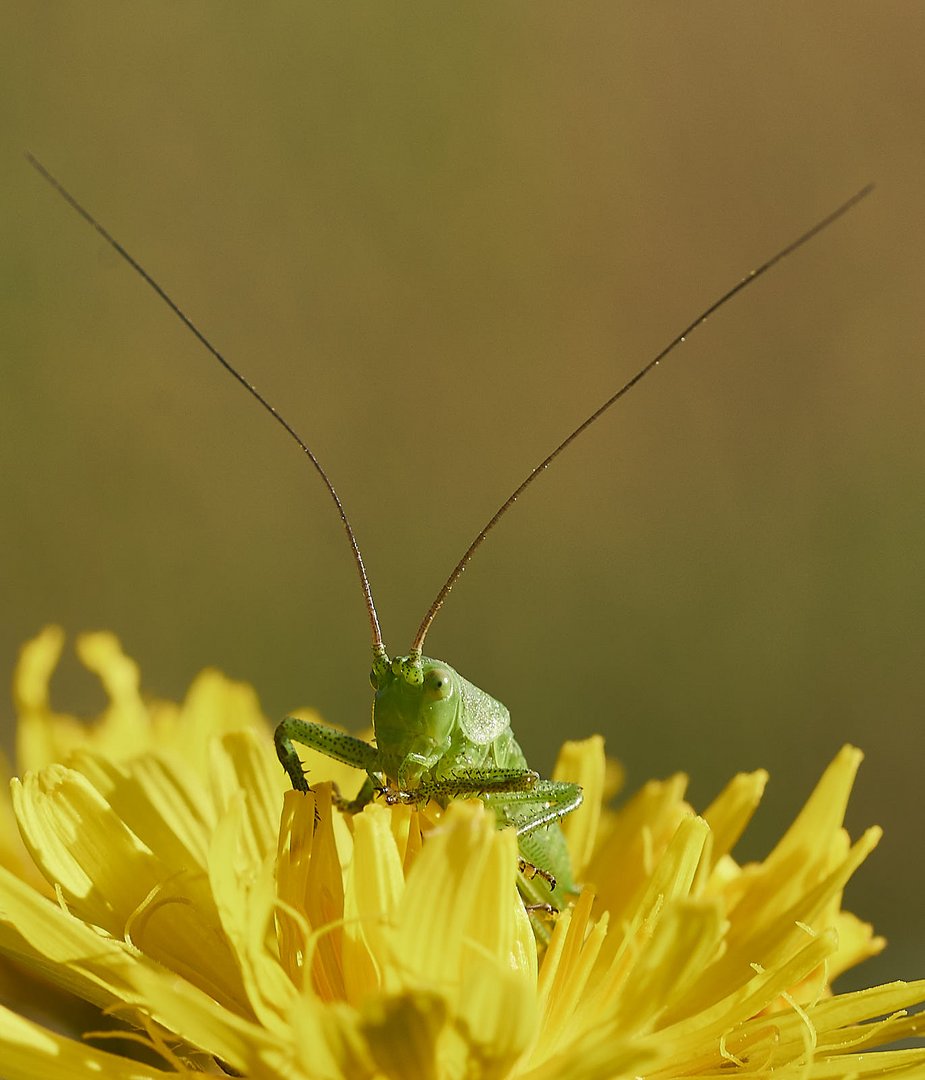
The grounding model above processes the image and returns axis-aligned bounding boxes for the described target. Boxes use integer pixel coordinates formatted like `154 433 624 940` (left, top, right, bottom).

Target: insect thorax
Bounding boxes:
371 653 524 788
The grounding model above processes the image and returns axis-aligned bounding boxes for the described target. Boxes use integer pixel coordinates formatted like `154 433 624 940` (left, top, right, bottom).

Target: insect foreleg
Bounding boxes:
380 767 540 806
332 775 380 814
274 716 381 793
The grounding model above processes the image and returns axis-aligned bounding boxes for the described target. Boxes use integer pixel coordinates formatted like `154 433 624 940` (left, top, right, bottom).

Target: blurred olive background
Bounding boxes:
2 6 923 989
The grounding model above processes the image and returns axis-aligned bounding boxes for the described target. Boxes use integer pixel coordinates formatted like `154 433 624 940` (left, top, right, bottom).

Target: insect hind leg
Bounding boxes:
517 855 557 891
487 779 583 902
481 779 583 837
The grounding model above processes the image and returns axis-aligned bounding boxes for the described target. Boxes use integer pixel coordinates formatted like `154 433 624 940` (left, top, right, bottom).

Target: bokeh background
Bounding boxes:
2 6 923 990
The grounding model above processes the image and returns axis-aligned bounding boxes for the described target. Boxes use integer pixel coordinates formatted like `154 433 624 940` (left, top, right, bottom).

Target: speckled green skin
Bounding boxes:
274 651 582 907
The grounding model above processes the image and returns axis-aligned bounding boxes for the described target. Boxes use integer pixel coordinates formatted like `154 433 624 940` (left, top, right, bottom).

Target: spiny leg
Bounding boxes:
379 771 581 891
488 779 584 915
382 769 582 940
379 767 540 806
481 780 583 837
333 775 378 814
515 827 576 946
274 716 381 794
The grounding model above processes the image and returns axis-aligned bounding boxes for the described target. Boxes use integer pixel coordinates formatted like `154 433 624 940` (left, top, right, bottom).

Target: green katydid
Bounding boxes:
27 153 872 921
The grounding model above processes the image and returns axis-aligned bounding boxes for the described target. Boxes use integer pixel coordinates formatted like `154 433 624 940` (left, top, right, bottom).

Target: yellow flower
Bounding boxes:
1 626 924 1078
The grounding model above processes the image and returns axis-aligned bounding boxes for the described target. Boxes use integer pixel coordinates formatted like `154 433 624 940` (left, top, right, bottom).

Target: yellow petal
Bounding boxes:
394 800 530 990
585 771 691 921
553 735 606 878
0 1001 176 1080
275 785 347 1001
701 768 768 869
12 625 63 715
343 803 406 1002
360 991 449 1080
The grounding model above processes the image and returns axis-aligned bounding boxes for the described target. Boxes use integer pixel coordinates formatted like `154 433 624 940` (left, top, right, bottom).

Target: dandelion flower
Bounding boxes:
1 627 923 1078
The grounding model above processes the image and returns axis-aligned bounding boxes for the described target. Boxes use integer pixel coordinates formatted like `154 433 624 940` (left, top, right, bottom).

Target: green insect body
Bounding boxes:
275 650 582 909
28 155 873 932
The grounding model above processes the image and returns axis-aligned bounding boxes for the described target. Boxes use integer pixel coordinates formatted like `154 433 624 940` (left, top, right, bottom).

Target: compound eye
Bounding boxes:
424 665 453 699
369 668 380 690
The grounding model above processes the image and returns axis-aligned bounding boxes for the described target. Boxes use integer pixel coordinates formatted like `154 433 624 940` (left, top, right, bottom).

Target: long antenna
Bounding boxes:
26 152 385 656
410 184 874 655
